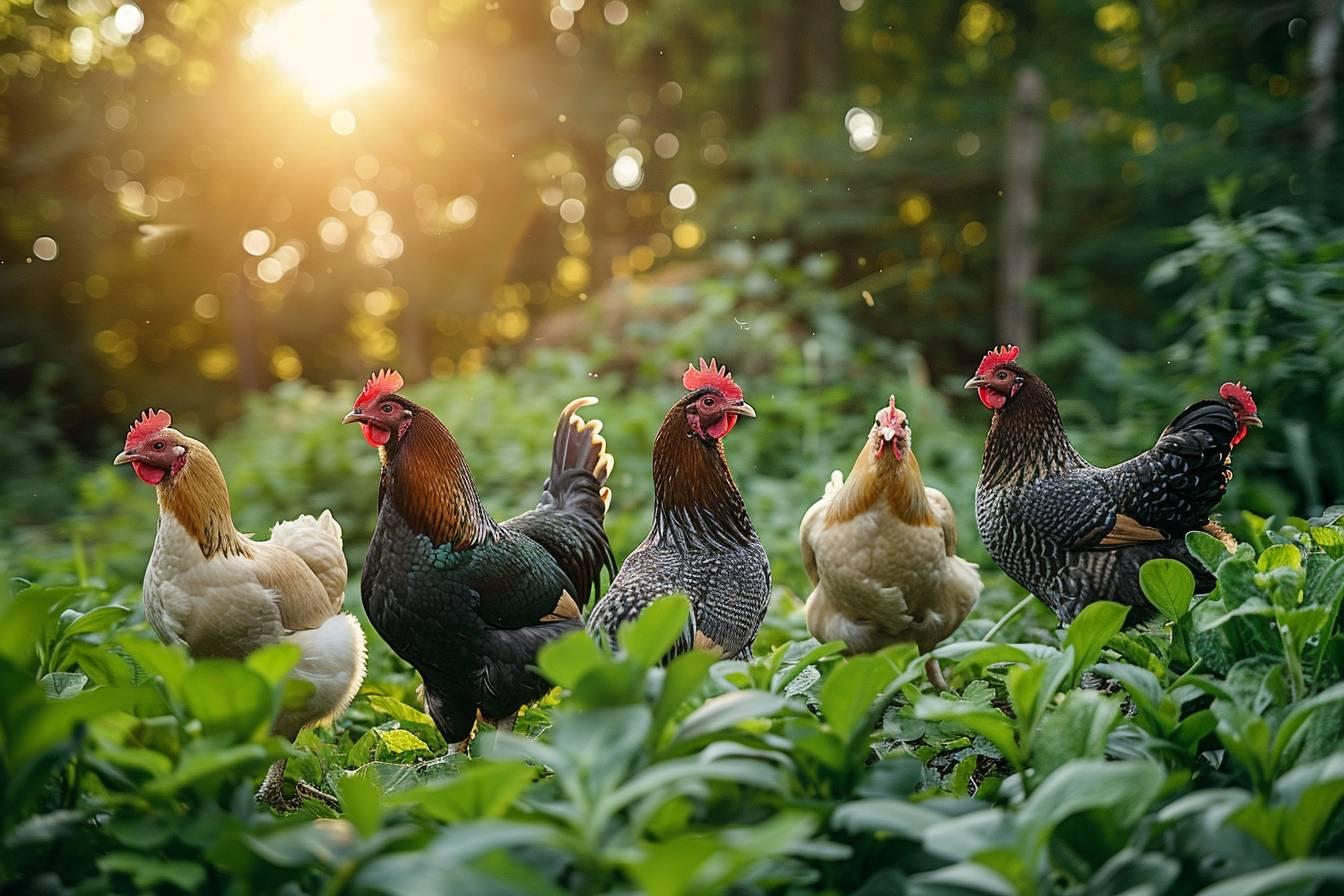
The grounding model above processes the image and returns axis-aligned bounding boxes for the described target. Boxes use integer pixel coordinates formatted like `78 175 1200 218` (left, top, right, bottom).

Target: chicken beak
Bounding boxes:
964 375 990 390
726 401 756 418
113 450 135 465
342 410 363 425
879 427 898 442
1244 414 1263 428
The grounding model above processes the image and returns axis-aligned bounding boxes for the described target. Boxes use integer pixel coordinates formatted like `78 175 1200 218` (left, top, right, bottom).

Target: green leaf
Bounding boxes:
1257 543 1302 572
831 798 946 837
391 761 536 822
676 689 786 741
651 648 716 741
182 661 278 743
244 643 302 686
820 652 903 743
1016 760 1165 851
618 594 692 666
39 671 88 698
61 605 131 639
1193 859 1344 896
536 628 608 690
1032 690 1121 778
1187 529 1233 574
97 854 206 892
337 771 384 837
908 862 1017 896
1062 600 1129 672
375 727 431 754
1140 560 1196 620
1270 680 1344 773
915 698 1020 768
773 640 846 693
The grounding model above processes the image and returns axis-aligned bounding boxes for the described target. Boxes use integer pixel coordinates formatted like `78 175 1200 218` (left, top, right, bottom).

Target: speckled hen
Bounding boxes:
965 345 1261 624
587 359 770 661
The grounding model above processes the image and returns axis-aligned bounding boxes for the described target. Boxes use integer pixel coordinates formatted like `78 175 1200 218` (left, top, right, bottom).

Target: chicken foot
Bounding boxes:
255 759 340 813
924 657 949 692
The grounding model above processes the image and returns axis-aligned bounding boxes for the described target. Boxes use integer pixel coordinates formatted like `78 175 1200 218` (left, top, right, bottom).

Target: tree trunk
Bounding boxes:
1136 0 1164 102
996 68 1047 350
760 2 800 117
808 0 845 96
1309 0 1342 160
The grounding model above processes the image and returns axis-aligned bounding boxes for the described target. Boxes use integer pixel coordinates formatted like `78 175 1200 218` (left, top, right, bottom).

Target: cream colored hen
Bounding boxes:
800 397 981 689
115 409 367 810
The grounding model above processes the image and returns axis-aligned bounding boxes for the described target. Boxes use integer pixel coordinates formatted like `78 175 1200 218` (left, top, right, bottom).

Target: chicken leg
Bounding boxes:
255 759 340 813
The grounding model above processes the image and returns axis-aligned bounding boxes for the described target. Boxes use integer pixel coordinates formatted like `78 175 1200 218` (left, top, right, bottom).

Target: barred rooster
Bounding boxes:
345 371 614 752
965 345 1261 624
114 410 366 811
587 359 770 661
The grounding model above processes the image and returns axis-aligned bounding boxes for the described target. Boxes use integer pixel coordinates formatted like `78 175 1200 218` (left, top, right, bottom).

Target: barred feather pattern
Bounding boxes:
975 368 1241 624
587 393 770 661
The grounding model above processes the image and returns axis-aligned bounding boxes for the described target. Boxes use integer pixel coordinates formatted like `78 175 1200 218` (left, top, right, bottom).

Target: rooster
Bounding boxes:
344 370 615 752
965 345 1261 624
114 409 367 811
587 359 770 661
800 398 981 689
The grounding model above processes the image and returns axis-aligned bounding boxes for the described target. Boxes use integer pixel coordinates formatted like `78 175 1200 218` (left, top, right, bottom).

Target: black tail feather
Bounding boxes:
504 397 617 607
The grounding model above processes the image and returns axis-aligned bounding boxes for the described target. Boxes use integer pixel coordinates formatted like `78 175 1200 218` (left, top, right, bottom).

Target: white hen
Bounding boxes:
800 398 981 689
115 409 367 810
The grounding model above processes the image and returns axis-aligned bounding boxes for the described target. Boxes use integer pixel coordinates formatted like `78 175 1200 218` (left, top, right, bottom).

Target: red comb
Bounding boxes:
878 395 900 427
976 344 1020 377
1220 381 1256 415
356 369 405 408
682 358 743 401
125 409 172 451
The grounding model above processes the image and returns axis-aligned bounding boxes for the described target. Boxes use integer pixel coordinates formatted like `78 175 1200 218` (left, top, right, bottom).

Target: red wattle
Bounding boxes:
132 461 166 485
362 423 391 447
708 415 736 439
978 387 1006 410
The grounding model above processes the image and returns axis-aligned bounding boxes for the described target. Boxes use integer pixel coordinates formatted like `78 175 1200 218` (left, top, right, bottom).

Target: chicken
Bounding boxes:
344 370 615 753
114 409 367 811
964 344 1262 624
800 397 981 690
587 359 770 661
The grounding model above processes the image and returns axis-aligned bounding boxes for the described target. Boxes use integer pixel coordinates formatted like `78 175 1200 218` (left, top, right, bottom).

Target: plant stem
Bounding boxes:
984 595 1035 642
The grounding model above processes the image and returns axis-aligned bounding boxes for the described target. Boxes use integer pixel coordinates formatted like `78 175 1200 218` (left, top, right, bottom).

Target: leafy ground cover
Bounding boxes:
4 467 1343 893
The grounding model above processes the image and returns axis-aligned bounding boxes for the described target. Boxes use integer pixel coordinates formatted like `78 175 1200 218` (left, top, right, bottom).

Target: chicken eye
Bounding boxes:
996 370 1009 380
152 441 165 451
381 403 394 414
701 396 716 408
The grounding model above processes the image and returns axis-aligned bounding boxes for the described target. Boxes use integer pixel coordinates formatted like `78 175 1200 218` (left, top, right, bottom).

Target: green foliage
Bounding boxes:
6 509 1344 893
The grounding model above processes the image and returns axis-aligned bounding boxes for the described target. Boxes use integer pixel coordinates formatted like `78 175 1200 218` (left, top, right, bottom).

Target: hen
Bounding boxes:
345 370 615 752
587 359 770 661
965 345 1261 624
114 409 367 811
800 398 981 689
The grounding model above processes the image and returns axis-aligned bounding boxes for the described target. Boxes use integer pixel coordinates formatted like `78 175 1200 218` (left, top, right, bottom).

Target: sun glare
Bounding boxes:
244 0 384 102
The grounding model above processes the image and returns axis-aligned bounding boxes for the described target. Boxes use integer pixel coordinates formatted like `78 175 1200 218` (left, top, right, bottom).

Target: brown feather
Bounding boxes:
1098 514 1169 546
1202 520 1238 551
542 590 581 622
158 436 252 559
384 405 496 548
692 631 725 656
826 445 936 528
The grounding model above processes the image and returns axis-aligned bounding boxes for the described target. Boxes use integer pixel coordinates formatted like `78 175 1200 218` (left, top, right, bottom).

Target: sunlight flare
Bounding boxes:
244 0 384 102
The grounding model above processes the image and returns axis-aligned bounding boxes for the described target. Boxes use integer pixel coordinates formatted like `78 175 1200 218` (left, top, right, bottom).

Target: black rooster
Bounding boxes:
345 370 615 751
